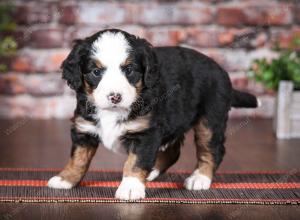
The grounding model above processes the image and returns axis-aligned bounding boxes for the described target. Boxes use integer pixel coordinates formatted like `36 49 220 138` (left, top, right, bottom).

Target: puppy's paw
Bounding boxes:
115 177 145 200
47 176 74 189
184 170 212 190
146 169 160 181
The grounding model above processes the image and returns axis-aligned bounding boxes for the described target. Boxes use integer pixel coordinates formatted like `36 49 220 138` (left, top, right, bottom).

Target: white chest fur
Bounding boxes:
96 109 128 154
75 109 150 154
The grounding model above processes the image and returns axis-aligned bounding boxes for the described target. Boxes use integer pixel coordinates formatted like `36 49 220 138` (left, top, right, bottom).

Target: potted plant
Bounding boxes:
0 4 17 72
249 39 300 139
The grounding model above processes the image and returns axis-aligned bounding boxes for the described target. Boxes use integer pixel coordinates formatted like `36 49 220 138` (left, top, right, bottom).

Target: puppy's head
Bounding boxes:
62 29 158 110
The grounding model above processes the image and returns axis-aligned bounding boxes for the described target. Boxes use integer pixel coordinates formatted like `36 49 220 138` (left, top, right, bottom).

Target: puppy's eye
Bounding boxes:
92 68 104 77
123 65 133 76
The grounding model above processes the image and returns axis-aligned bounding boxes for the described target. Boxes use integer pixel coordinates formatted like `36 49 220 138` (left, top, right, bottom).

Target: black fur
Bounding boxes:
126 46 233 170
231 89 258 108
62 29 258 173
70 127 99 156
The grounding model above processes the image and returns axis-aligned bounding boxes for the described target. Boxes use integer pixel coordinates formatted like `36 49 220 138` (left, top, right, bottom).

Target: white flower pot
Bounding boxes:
273 81 300 139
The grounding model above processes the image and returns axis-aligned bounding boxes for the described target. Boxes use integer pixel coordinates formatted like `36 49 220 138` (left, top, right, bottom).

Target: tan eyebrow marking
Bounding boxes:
95 60 104 68
121 57 132 67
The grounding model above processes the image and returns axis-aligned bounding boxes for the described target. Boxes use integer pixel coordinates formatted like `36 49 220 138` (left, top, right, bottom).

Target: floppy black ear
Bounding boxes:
139 39 158 88
61 40 88 91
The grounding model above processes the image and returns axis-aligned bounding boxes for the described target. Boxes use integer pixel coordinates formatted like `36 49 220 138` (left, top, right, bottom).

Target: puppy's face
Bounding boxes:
62 29 157 111
86 32 141 110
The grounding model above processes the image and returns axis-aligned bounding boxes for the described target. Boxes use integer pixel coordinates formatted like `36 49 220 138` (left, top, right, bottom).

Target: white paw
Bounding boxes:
146 169 160 181
47 176 74 189
115 177 145 200
184 170 212 190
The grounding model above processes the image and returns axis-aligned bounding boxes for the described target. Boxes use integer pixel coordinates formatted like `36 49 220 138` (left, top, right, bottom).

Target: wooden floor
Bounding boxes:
0 118 299 220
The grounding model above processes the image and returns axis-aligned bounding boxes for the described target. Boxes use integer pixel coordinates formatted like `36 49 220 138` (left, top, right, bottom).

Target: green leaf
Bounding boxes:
248 46 300 90
0 63 7 72
0 36 17 57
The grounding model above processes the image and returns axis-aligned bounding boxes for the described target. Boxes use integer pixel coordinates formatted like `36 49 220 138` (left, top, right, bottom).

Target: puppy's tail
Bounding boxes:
231 89 260 108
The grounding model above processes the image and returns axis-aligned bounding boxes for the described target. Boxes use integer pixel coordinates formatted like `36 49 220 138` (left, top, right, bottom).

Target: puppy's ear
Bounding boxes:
139 39 158 88
61 40 88 91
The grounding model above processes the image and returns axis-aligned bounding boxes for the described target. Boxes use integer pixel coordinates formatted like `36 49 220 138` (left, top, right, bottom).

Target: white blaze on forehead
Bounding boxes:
91 31 130 66
90 31 137 110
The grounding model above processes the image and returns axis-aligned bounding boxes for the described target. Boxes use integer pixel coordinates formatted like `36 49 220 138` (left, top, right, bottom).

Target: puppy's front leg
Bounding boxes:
115 152 148 200
48 128 99 189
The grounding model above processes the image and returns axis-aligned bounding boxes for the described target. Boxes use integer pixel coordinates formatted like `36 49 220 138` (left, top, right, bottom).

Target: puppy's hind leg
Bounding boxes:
147 136 183 181
184 117 226 190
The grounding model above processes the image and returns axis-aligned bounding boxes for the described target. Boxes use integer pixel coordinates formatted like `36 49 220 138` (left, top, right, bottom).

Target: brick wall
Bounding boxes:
0 0 299 119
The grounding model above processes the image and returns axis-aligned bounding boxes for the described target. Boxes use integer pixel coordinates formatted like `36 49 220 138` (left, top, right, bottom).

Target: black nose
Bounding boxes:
108 93 122 104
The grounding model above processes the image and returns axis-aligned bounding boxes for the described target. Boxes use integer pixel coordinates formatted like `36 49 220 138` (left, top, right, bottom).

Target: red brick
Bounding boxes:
217 7 246 26
231 75 249 91
13 3 54 25
0 95 75 119
72 26 107 41
200 0 229 2
30 28 64 48
10 56 31 73
185 27 219 47
59 5 79 24
271 27 300 49
201 48 277 73
73 26 146 43
10 49 69 73
0 73 65 96
218 28 268 48
245 3 292 26
218 28 250 46
134 2 213 25
217 2 293 26
113 25 147 39
296 6 300 24
229 72 265 95
199 48 250 72
76 2 131 25
145 27 186 46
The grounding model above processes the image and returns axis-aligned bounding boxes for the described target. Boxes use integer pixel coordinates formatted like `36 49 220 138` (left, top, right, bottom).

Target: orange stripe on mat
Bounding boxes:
0 180 300 189
0 168 295 175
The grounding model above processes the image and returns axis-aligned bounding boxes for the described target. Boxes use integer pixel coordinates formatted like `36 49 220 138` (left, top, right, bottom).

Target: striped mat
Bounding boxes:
0 168 299 205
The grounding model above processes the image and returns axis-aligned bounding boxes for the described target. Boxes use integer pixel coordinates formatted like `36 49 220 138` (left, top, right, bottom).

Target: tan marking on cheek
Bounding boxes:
135 80 143 96
84 80 93 94
194 118 214 179
123 152 147 183
58 146 97 185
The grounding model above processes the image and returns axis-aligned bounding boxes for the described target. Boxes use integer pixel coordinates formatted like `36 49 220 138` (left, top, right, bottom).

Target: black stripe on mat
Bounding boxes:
0 186 299 203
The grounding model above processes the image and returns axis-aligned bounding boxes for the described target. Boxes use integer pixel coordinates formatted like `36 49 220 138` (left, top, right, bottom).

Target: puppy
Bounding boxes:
48 29 259 200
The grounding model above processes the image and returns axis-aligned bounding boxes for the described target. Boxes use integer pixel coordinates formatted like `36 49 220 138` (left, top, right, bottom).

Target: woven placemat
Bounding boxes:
0 168 299 205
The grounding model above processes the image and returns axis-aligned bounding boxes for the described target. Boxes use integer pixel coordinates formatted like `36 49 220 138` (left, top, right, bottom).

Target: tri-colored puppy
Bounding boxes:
48 29 259 200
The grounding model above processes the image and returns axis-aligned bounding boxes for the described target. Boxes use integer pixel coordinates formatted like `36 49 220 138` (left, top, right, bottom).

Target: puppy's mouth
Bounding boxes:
102 105 130 112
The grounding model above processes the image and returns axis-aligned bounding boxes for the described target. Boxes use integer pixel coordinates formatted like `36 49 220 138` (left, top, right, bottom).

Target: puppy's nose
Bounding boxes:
108 93 122 104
